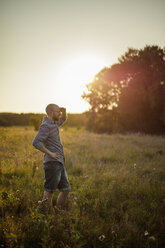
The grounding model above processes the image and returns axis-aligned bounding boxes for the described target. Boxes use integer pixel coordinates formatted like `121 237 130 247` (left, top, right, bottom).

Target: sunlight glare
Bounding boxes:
56 54 109 112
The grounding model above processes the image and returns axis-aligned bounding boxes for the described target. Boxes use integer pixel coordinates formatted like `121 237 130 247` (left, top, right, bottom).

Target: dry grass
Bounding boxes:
0 126 165 248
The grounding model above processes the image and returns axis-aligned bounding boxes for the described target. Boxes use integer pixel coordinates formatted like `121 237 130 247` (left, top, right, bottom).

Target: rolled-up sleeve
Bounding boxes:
58 116 67 127
32 123 49 149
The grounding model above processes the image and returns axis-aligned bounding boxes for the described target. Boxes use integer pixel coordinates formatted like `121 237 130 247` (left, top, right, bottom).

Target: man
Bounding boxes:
32 103 71 213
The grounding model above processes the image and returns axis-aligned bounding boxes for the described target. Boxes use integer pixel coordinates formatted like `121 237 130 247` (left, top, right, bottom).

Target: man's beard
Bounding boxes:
53 115 59 122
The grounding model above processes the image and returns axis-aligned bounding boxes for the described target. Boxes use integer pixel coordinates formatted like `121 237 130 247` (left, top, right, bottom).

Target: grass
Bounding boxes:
0 126 165 248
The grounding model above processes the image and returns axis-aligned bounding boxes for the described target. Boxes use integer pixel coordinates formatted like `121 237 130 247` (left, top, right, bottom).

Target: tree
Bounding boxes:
82 45 165 134
82 65 123 133
118 45 165 133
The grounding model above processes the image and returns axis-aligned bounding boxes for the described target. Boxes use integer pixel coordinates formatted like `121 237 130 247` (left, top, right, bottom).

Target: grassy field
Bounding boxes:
0 126 165 248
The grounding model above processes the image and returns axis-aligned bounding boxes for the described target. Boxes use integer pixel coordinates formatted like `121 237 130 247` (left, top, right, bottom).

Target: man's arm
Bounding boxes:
39 146 59 160
60 107 66 120
32 123 59 159
58 107 67 126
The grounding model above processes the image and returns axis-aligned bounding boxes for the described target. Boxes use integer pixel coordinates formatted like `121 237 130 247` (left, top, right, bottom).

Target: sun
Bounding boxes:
56 53 110 113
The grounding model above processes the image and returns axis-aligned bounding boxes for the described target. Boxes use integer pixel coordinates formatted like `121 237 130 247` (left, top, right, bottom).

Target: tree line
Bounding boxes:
82 45 165 134
1 45 164 134
0 112 87 130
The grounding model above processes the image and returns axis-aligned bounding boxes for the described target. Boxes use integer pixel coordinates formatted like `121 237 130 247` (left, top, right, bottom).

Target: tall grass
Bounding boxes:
0 127 164 248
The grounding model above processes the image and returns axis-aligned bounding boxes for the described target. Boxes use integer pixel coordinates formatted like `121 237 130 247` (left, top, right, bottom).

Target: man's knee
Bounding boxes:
61 190 70 196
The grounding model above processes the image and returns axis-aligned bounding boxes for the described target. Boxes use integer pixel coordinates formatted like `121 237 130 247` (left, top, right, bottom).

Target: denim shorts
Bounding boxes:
43 161 71 192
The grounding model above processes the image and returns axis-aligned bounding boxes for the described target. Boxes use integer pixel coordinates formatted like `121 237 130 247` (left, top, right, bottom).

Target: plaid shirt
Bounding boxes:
32 116 66 165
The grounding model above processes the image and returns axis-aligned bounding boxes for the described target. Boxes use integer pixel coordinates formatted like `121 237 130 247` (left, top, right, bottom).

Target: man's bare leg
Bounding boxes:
43 190 54 213
56 190 70 209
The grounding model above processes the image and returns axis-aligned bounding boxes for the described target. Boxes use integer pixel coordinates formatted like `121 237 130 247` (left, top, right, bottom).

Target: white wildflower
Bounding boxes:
148 236 156 241
98 235 105 241
144 230 149 236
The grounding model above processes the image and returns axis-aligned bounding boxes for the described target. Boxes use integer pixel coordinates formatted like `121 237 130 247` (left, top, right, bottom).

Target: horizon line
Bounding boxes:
0 111 87 115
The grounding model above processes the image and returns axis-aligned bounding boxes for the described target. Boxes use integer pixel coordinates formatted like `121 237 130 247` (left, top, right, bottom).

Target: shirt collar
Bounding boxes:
43 116 56 124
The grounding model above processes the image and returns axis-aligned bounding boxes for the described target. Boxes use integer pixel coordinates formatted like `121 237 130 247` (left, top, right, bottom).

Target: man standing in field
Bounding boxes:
32 103 71 213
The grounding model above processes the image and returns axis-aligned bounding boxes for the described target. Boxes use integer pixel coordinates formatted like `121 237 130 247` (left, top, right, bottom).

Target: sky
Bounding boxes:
0 0 165 113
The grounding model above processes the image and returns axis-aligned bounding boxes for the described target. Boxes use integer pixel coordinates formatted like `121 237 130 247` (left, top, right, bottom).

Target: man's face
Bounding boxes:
51 107 61 121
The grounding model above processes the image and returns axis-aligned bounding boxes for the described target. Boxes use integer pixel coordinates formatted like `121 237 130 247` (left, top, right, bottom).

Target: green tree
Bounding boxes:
118 45 165 133
83 45 165 134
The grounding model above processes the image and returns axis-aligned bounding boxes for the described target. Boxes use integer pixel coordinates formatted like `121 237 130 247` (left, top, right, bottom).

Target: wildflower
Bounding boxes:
98 235 105 241
38 198 48 204
148 236 156 241
144 230 149 236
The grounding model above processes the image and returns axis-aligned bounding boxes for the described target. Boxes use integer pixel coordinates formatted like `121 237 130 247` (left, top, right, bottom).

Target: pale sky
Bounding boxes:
0 0 165 113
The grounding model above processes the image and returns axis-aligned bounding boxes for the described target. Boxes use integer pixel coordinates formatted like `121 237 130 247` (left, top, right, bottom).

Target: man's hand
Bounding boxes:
59 107 66 120
39 146 60 160
60 107 66 112
50 152 59 160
